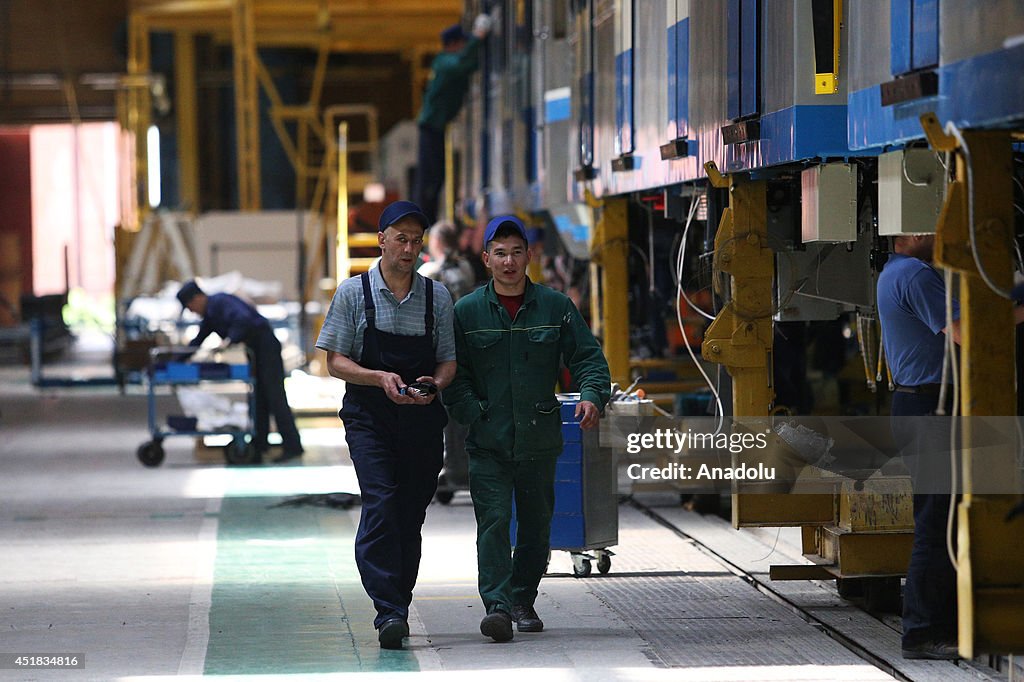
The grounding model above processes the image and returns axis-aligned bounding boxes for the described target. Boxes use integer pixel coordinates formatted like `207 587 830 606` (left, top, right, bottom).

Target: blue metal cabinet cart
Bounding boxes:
514 394 618 577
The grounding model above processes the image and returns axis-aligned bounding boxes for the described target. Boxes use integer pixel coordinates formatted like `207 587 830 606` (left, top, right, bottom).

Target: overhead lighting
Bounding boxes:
147 125 161 208
1 73 61 90
363 182 385 203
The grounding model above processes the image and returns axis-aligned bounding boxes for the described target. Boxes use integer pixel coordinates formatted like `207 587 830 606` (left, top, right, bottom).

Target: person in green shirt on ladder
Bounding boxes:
414 13 491 224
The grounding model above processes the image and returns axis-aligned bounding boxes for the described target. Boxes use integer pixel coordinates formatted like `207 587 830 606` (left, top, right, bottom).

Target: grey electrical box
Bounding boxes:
801 163 857 243
878 149 945 235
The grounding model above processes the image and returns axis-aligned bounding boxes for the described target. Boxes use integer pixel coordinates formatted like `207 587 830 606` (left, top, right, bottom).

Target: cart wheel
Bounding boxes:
435 490 455 505
571 554 592 578
596 552 612 575
137 440 165 468
225 437 259 465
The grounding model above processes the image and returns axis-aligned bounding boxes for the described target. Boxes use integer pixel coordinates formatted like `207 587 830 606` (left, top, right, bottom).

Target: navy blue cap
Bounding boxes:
176 280 203 307
484 215 528 247
441 23 467 46
378 200 430 232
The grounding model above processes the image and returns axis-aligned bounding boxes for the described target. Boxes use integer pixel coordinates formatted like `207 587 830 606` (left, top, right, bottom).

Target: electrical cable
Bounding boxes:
941 266 960 570
751 526 783 563
677 198 715 321
674 197 724 434
1011 174 1024 197
902 151 932 187
946 122 1014 299
936 268 952 416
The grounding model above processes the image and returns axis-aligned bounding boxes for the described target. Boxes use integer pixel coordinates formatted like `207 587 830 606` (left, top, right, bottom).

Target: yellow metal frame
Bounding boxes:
589 196 630 387
701 161 774 418
920 112 1024 658
702 161 782 529
814 0 842 95
125 0 458 223
232 0 261 210
334 121 349 285
126 12 153 228
174 32 199 213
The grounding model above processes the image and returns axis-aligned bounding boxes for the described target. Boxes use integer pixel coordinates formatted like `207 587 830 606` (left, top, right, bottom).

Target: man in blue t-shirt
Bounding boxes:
177 281 303 463
878 234 1022 660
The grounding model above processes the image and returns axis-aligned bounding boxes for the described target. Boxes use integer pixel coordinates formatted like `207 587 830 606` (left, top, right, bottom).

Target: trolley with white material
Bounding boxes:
136 346 259 467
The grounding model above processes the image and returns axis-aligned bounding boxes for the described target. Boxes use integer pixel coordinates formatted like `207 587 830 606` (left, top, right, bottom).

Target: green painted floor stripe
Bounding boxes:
204 490 420 674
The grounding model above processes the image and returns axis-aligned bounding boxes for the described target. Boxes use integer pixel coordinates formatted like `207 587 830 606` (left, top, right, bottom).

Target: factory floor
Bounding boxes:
0 358 1014 682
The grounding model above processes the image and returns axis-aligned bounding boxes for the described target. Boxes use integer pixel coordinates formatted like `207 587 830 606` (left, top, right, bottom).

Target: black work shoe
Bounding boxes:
480 611 514 642
901 640 959 660
511 605 544 632
378 617 409 649
272 449 304 464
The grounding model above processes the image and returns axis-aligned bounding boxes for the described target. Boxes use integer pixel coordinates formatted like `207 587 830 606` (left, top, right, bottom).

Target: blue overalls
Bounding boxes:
340 273 447 628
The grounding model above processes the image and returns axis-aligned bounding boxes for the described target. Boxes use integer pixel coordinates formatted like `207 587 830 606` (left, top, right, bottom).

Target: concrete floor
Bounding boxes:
0 362 1000 682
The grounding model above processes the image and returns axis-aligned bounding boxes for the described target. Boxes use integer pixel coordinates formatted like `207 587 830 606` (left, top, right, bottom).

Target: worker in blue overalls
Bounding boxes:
177 281 303 463
315 200 456 650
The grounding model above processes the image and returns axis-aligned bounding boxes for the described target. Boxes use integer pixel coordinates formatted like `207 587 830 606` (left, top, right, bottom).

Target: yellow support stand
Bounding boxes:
590 196 630 387
701 161 774 418
921 112 1024 658
702 162 786 529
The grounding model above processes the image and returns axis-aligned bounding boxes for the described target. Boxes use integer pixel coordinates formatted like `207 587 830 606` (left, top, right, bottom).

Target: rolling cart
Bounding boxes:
513 394 619 577
136 346 259 467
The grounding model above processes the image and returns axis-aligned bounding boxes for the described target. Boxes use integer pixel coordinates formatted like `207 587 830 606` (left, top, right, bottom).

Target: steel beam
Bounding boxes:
127 12 152 226
174 32 199 213
232 0 261 210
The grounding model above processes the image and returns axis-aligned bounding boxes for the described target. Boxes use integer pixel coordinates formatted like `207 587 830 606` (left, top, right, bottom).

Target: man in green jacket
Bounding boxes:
414 14 491 224
444 215 610 643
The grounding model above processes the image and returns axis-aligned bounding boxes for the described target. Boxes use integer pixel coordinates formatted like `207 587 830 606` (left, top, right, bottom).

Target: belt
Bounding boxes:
894 383 947 395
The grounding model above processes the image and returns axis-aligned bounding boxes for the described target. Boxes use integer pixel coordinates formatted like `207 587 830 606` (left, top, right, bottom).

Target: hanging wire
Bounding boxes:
676 197 715 321
939 266 960 570
674 196 724 433
902 150 932 187
946 122 1014 299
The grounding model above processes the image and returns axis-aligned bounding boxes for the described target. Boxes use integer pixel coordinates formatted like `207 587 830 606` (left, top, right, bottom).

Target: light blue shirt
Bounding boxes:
316 266 456 364
877 253 959 387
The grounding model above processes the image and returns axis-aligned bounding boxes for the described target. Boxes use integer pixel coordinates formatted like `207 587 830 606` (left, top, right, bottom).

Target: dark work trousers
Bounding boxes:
247 324 302 454
414 123 445 225
340 273 447 629
468 454 558 615
891 390 957 647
